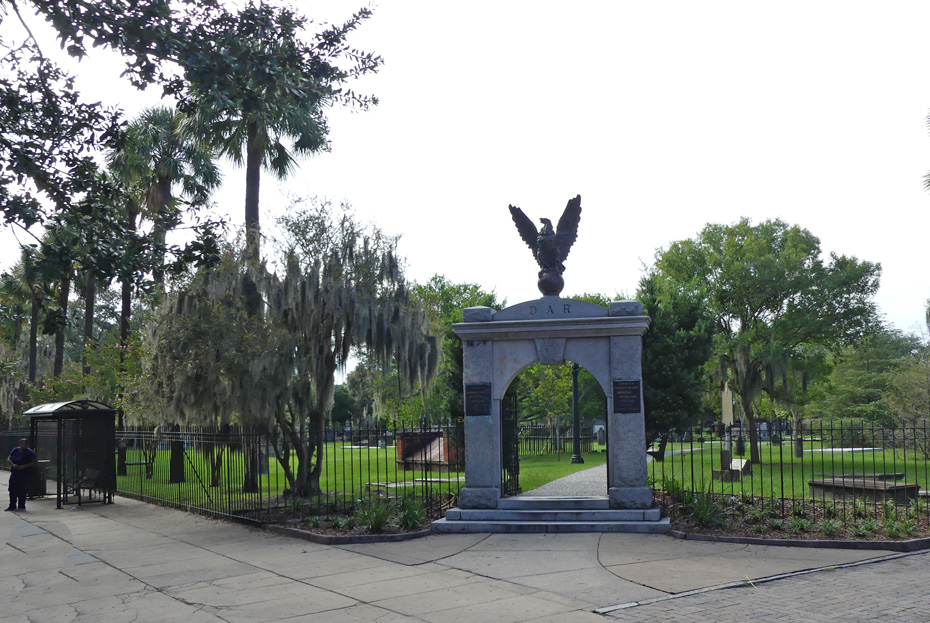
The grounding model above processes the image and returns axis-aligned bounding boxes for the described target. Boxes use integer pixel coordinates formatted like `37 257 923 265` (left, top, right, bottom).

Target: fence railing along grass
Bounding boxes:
112 423 597 524
650 419 930 536
17 416 930 538
8 420 601 529
113 424 465 525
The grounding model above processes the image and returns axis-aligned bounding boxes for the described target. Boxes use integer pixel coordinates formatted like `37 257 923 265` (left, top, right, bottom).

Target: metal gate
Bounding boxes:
501 388 521 496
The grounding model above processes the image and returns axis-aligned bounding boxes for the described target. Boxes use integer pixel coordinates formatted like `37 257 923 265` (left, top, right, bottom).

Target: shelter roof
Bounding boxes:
24 400 115 417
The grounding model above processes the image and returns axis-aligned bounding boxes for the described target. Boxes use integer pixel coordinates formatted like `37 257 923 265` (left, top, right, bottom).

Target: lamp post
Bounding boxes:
571 362 584 464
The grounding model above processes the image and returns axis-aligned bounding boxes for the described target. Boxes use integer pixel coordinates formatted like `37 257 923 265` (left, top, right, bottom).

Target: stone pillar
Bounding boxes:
607 301 652 509
458 306 501 509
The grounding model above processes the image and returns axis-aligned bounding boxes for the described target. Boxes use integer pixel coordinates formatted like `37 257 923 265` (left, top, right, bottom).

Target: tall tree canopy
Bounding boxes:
139 200 436 495
411 275 500 426
107 105 222 287
636 273 715 457
181 3 381 260
805 328 920 426
655 218 881 463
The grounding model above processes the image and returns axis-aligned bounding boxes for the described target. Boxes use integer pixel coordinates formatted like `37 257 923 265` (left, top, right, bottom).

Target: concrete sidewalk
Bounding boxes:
0 496 918 622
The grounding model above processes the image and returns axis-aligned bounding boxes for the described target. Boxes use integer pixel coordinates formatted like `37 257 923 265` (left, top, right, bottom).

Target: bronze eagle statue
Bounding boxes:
509 195 582 296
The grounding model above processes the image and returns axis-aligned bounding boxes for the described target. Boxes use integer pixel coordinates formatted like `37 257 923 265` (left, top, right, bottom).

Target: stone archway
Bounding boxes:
453 296 653 510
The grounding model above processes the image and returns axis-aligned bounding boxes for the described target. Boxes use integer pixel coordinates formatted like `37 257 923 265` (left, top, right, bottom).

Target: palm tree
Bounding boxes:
181 3 380 262
108 105 221 288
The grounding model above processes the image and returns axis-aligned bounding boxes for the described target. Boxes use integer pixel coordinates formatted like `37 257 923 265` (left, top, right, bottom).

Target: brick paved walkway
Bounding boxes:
603 551 930 622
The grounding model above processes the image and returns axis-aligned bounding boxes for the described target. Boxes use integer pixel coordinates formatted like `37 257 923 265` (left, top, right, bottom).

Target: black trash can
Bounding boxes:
29 460 49 498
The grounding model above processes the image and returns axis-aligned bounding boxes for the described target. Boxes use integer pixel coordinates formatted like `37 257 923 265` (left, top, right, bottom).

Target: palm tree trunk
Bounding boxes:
152 178 172 286
117 210 139 476
54 270 70 377
28 294 38 383
82 271 95 379
10 307 21 354
244 120 262 262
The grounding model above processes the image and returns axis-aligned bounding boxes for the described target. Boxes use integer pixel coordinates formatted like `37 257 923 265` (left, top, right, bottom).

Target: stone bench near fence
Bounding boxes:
808 476 919 504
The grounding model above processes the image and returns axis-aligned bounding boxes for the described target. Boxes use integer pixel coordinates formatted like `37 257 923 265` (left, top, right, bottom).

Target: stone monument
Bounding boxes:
432 196 664 533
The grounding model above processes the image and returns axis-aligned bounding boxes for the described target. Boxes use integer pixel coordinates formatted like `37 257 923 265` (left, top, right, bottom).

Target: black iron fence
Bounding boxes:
519 424 596 456
113 423 464 525
650 419 930 532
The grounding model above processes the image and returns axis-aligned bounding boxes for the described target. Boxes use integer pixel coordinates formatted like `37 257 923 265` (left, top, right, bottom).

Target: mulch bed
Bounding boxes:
658 491 930 543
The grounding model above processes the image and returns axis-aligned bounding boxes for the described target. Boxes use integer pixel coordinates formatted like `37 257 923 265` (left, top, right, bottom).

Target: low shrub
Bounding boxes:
819 519 842 536
356 499 392 534
687 491 725 527
398 496 427 530
662 476 692 504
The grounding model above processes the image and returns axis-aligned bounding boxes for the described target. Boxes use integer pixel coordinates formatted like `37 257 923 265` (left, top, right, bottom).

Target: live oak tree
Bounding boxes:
655 218 880 464
270 202 437 494
410 275 500 427
140 202 437 495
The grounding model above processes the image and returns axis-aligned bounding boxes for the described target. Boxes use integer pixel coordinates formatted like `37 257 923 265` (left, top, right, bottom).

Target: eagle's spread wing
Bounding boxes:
509 205 539 260
555 194 582 262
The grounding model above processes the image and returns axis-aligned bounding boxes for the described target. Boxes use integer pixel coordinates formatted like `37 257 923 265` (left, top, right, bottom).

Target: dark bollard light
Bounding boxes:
571 362 584 464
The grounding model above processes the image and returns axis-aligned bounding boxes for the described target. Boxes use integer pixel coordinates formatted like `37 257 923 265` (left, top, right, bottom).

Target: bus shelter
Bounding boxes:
25 400 116 508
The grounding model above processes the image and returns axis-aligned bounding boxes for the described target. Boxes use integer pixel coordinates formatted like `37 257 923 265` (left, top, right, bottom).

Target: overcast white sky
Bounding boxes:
5 1 930 334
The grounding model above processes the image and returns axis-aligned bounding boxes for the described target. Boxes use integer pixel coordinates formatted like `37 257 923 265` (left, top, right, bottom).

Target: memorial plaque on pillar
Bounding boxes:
465 383 492 416
612 379 641 414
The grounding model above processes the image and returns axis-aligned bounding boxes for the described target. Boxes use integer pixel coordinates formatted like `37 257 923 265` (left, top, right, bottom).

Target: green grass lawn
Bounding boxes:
650 437 930 499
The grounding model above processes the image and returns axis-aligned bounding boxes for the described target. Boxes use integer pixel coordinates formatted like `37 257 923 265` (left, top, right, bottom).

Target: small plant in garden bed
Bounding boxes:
397 496 427 530
819 519 842 536
687 491 725 527
657 491 930 542
852 523 871 537
853 498 867 519
355 499 392 533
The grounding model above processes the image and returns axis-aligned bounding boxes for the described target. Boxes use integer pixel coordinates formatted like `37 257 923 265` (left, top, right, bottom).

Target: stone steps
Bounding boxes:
431 496 670 534
499 496 609 510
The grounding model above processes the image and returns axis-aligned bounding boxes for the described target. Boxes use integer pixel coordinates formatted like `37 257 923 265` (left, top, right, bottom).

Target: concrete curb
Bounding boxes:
264 523 431 545
669 529 930 552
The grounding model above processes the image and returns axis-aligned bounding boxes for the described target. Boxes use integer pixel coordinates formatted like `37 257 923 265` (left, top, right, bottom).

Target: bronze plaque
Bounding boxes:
465 383 492 416
612 379 641 414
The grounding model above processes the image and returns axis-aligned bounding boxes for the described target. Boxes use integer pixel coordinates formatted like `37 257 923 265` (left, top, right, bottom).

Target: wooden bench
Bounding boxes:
713 458 752 482
808 477 919 504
